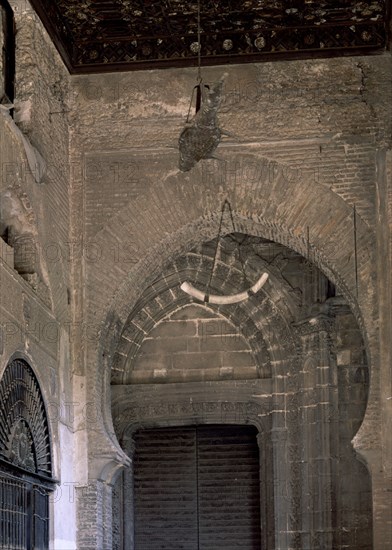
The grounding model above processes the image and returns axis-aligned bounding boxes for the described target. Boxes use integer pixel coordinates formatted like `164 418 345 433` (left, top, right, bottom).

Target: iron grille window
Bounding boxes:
0 473 51 550
0 359 54 549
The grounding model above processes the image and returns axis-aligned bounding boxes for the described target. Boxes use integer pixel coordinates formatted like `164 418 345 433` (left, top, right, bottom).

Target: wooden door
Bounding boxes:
133 425 261 550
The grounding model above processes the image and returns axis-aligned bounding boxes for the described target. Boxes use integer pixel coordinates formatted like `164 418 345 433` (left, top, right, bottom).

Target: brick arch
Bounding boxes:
112 237 304 385
97 216 371 345
88 152 374 336
95 227 303 478
87 152 377 479
99 212 371 384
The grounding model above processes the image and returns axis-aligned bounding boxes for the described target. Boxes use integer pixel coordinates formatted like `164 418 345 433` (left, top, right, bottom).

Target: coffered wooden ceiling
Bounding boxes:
29 1 390 73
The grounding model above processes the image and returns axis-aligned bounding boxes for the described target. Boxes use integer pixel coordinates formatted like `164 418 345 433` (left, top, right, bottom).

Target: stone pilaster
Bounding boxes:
295 312 338 549
257 430 274 549
122 438 136 550
361 147 392 550
76 479 113 550
271 427 290 550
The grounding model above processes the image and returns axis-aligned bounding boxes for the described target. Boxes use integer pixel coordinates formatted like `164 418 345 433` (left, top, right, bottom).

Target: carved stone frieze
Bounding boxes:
294 313 335 336
114 398 270 438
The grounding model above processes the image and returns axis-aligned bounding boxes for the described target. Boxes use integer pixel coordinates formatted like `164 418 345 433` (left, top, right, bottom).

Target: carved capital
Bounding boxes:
294 313 334 336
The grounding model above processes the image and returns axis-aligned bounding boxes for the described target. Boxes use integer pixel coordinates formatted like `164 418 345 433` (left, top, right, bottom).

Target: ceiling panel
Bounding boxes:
28 1 390 73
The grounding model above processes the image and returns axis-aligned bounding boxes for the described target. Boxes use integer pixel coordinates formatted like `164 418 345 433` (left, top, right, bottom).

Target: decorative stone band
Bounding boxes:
180 272 269 304
293 313 335 336
114 398 271 439
112 379 273 434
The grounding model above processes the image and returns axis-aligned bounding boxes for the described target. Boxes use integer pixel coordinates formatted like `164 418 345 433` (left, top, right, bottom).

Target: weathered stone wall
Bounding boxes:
0 2 77 548
111 299 372 550
1 2 391 546
11 0 71 321
336 310 372 550
68 52 391 548
0 7 4 99
131 304 258 384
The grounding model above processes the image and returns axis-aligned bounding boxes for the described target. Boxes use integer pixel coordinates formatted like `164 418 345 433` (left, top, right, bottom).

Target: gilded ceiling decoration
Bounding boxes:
29 1 389 73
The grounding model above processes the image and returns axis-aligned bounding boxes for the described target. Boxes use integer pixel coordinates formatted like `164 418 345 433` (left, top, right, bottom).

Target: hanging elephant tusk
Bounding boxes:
180 272 269 304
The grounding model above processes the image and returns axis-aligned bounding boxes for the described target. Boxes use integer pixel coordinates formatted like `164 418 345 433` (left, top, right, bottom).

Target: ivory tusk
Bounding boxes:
180 272 269 304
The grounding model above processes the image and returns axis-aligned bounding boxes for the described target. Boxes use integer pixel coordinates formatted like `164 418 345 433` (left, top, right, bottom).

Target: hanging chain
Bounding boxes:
237 234 250 287
186 85 197 123
185 0 203 123
205 200 227 295
225 201 250 287
205 199 249 296
197 0 202 83
353 204 358 298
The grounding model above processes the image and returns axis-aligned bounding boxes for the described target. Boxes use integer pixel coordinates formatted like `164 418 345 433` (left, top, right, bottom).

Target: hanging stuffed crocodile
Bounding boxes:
178 74 227 172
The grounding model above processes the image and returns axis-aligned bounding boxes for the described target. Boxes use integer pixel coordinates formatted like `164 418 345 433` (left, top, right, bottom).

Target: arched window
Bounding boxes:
0 358 55 549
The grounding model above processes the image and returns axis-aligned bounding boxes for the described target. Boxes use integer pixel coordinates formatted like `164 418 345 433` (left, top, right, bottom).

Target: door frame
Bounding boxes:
114 409 273 549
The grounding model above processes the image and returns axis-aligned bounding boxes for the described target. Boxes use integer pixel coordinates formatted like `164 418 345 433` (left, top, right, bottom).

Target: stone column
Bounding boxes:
269 336 294 549
271 426 290 550
76 479 114 550
75 431 131 550
102 481 114 550
368 147 392 549
257 430 274 549
314 319 338 549
295 313 338 549
299 355 316 550
122 437 136 550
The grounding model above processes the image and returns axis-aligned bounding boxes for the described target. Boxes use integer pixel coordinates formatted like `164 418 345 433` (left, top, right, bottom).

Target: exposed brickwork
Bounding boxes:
111 235 325 385
0 4 77 548
12 6 71 322
0 3 391 547
111 299 373 549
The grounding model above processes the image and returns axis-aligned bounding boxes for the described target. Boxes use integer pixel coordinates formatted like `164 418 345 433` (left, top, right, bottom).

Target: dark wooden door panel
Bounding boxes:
133 425 261 550
197 426 261 550
134 427 198 549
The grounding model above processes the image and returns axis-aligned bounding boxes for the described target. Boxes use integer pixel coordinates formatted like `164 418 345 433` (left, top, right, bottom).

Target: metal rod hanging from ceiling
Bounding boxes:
181 199 269 304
